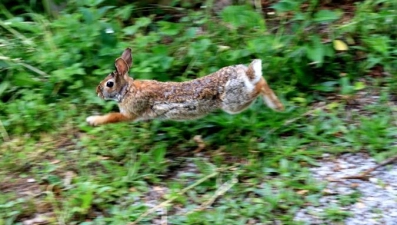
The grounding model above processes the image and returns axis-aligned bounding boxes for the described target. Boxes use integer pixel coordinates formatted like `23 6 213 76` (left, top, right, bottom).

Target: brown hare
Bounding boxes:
86 48 284 126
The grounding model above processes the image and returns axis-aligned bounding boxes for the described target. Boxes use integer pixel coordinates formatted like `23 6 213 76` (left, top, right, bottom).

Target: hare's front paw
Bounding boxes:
86 115 104 126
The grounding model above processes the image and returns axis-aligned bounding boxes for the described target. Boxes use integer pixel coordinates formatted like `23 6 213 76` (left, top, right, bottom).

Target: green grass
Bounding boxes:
2 81 397 224
1 0 397 224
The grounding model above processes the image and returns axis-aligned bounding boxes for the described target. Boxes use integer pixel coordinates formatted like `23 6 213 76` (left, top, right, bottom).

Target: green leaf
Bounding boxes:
188 39 212 56
0 81 10 97
79 7 94 23
115 5 134 20
158 21 183 36
5 18 41 33
97 6 115 18
365 35 390 56
313 10 342 23
340 77 354 95
354 82 366 91
51 63 85 81
313 81 338 92
221 5 265 30
123 17 152 35
306 37 325 65
46 175 62 184
83 0 104 7
135 17 152 27
12 73 40 87
271 0 300 13
306 46 323 63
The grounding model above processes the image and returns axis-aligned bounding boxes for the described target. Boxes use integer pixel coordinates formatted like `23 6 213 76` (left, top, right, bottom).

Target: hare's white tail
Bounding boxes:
246 59 263 83
247 59 284 111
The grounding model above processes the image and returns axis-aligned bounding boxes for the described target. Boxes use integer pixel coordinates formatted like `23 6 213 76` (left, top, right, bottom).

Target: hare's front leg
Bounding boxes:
86 113 136 126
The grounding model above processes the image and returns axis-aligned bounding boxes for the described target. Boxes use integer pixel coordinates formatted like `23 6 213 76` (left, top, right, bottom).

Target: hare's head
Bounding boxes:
96 48 133 102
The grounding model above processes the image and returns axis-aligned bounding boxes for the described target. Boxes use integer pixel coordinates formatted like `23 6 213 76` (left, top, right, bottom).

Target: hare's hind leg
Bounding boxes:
245 59 284 111
256 78 284 111
220 59 284 114
220 65 258 114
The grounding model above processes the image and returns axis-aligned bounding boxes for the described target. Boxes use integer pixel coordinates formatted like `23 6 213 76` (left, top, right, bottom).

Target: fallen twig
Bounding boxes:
332 101 397 181
265 104 328 136
0 55 50 77
333 155 397 181
193 135 206 153
185 173 239 215
160 207 168 225
129 166 235 225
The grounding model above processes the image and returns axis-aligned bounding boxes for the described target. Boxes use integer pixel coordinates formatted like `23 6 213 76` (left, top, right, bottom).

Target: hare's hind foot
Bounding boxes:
86 113 135 126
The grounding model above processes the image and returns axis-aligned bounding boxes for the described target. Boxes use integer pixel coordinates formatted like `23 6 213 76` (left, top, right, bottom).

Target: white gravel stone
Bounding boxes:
294 153 397 225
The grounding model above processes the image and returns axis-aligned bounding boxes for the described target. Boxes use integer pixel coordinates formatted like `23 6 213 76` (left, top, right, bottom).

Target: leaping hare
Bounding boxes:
86 48 284 126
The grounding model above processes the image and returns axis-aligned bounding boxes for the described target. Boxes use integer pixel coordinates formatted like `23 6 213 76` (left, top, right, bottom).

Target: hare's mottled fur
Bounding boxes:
87 48 283 126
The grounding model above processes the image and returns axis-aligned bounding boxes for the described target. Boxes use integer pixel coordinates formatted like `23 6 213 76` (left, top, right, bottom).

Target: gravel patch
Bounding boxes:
295 153 397 225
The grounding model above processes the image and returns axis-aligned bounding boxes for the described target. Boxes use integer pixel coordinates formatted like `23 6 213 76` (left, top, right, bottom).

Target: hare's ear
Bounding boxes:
115 48 132 76
120 48 132 68
115 58 129 76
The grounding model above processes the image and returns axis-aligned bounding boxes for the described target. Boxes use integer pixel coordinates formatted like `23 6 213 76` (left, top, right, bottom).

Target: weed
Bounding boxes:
324 205 352 222
1 0 397 224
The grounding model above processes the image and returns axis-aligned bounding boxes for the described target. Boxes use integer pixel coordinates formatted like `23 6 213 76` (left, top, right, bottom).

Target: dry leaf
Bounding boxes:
333 40 349 51
322 188 336 194
50 160 61 164
296 190 309 195
63 171 76 186
153 186 166 193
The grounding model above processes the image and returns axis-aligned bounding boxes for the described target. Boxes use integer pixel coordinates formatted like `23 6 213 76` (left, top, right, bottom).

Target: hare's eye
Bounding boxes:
106 81 114 88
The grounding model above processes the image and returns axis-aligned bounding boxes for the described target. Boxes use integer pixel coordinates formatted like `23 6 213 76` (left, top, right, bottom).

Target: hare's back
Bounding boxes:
139 65 247 120
148 66 244 102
